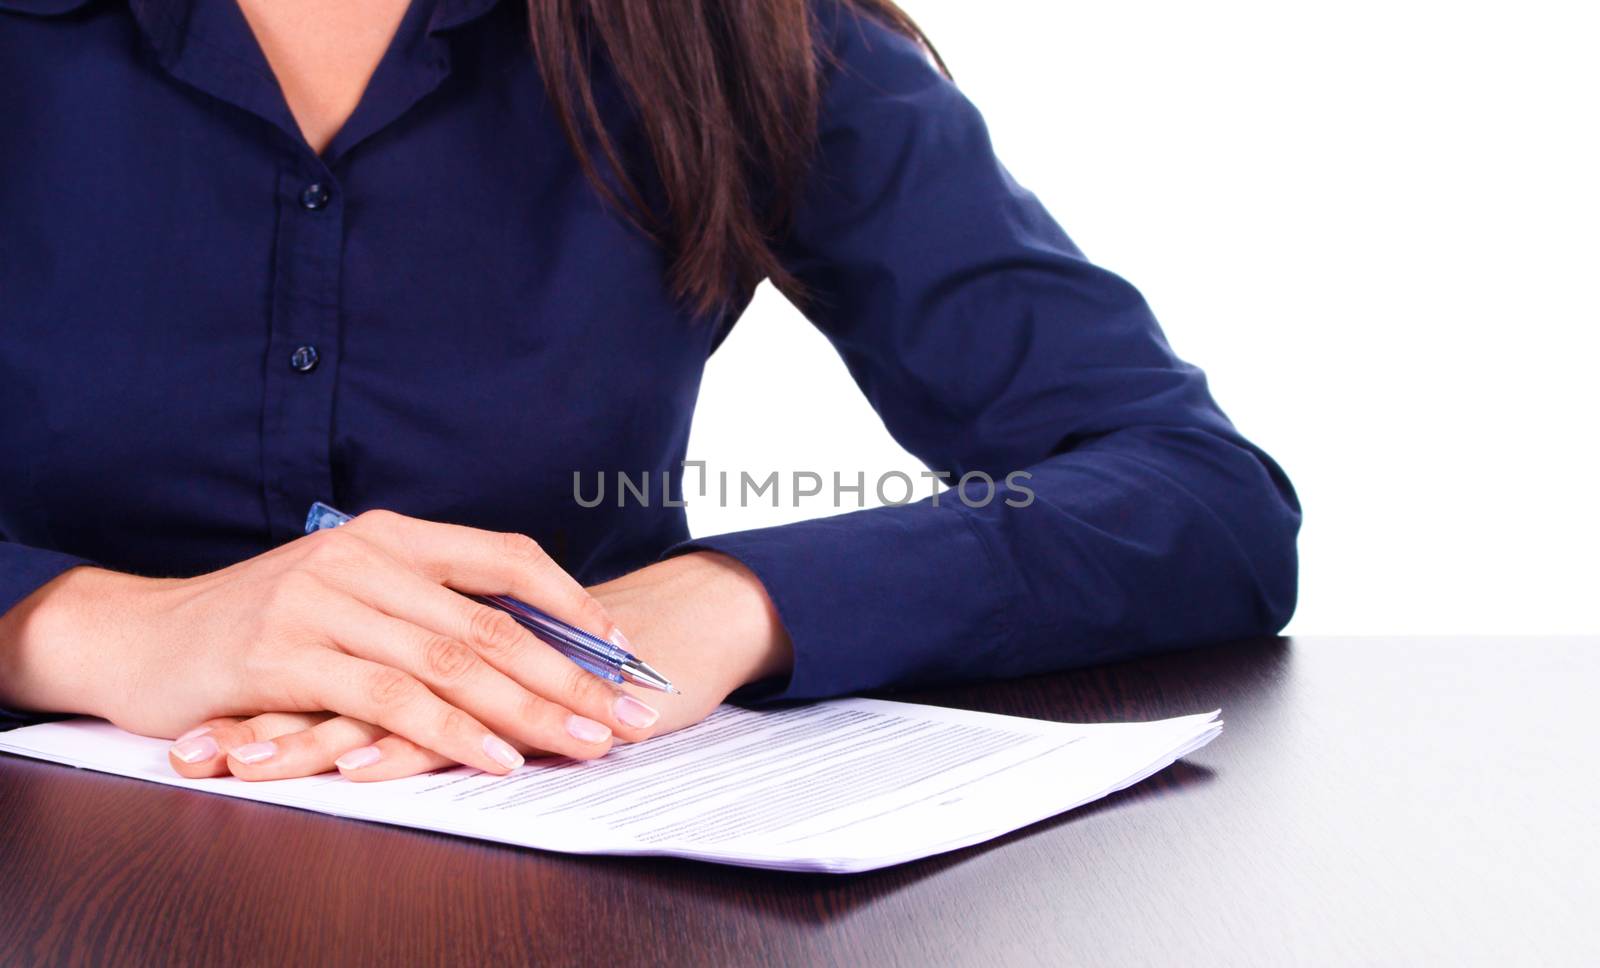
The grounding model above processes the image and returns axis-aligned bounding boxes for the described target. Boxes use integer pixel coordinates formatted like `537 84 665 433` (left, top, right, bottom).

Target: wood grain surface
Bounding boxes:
2 636 1596 967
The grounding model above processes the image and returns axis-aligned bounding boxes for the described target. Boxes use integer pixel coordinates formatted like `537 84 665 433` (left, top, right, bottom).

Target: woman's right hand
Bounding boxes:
0 510 662 774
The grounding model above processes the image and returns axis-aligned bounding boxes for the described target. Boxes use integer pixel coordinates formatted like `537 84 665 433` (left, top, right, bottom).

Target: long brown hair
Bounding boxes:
526 0 943 317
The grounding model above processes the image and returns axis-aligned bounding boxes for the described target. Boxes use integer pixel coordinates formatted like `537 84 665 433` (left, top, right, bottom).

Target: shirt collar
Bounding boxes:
0 0 96 14
108 0 508 167
4 0 511 167
0 0 503 30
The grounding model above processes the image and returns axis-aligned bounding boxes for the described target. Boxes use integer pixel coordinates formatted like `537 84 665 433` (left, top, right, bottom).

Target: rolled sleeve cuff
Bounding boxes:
664 500 1013 704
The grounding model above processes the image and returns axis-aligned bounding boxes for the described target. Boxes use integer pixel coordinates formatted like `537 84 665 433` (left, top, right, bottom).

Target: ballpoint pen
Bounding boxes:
304 502 677 694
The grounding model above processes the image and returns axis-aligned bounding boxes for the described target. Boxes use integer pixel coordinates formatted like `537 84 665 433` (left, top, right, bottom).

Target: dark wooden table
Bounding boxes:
2 636 1596 966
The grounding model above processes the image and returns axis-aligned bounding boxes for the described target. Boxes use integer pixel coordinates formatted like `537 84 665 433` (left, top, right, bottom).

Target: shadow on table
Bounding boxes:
545 637 1293 925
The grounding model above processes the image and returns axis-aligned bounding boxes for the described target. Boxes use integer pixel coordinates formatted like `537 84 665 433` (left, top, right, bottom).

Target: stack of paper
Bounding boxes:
0 698 1220 873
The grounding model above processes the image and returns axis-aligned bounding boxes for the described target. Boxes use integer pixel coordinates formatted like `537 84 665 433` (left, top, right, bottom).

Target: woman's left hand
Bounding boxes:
166 551 793 781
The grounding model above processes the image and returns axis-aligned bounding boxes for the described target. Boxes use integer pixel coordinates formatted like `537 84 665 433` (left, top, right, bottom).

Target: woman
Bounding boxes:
0 0 1300 781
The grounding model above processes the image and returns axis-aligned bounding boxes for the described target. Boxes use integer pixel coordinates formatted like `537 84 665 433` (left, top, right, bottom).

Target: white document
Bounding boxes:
0 699 1220 873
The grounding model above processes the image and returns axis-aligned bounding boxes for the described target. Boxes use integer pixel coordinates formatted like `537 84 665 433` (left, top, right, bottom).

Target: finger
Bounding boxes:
337 732 454 782
304 650 527 775
167 712 328 778
313 592 618 759
224 715 389 782
168 717 245 778
342 509 620 641
337 726 580 784
312 552 658 743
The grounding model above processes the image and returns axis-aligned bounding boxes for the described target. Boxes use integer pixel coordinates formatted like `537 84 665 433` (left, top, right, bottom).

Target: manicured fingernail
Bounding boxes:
230 741 277 765
608 628 632 650
613 694 659 729
483 734 524 770
566 714 612 743
176 726 213 743
170 735 219 763
335 745 382 771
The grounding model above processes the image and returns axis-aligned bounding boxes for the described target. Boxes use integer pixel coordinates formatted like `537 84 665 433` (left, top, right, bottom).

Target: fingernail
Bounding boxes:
613 694 659 729
170 735 219 764
176 726 213 743
483 734 524 770
566 714 612 743
335 745 382 771
230 741 277 765
608 628 632 650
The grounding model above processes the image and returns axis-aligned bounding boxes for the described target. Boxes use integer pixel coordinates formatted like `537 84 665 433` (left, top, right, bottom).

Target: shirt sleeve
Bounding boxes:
668 4 1302 703
0 541 91 729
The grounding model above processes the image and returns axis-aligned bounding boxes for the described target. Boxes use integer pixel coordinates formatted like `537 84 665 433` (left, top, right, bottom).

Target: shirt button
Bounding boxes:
299 183 331 211
290 345 320 372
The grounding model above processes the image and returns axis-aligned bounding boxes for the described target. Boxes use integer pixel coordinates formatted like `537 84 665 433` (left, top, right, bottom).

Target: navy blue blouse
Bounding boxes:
0 0 1300 717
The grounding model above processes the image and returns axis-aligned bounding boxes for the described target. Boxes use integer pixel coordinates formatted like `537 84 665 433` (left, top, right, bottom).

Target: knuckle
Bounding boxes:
467 607 524 659
299 528 363 572
519 692 554 727
350 508 399 532
422 635 477 682
497 531 545 566
576 599 614 639
299 526 348 557
560 661 603 705
366 667 415 707
437 706 473 739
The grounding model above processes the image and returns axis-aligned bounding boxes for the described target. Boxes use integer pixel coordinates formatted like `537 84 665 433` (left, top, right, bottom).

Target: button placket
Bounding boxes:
260 167 344 540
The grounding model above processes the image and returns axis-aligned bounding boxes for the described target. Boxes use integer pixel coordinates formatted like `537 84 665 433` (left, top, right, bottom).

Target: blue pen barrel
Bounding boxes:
475 594 627 684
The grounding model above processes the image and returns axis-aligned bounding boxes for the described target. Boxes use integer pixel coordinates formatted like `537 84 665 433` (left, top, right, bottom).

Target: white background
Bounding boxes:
685 1 1599 635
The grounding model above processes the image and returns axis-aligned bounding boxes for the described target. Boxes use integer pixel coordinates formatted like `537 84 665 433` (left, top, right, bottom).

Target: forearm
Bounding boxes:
0 566 139 719
1 547 796 749
674 424 1299 701
975 423 1301 663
